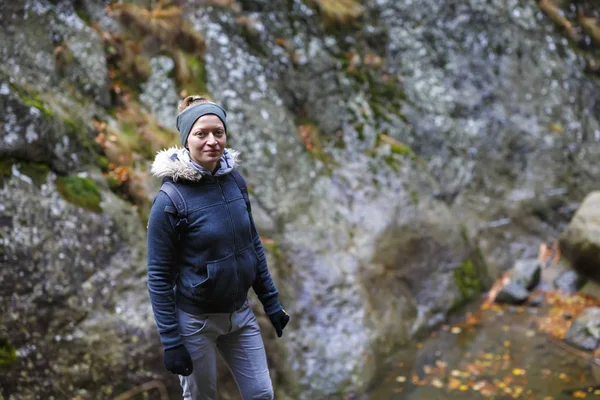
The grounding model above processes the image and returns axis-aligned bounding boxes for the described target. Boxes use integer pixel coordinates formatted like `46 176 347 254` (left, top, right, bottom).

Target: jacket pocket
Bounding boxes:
205 253 239 303
180 264 211 300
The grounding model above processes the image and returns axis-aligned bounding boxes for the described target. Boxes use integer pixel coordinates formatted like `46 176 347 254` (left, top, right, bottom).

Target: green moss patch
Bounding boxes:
18 162 51 187
56 175 102 213
0 158 14 188
376 133 414 157
453 259 484 309
173 52 208 96
9 84 54 118
0 158 52 188
0 339 17 368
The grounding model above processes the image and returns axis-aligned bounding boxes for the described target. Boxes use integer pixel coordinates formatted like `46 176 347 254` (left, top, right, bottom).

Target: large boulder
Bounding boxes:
495 282 530 305
511 259 541 290
559 192 600 283
0 164 163 398
554 270 588 293
565 307 600 351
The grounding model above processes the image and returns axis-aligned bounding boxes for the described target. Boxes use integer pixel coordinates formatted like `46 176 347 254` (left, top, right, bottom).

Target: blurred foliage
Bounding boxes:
83 1 207 220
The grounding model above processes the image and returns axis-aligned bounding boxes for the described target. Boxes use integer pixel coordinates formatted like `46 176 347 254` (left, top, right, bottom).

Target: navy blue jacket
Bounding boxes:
147 148 282 349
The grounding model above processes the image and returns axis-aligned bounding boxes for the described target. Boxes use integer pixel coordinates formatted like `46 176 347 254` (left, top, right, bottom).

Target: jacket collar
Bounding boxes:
151 146 240 182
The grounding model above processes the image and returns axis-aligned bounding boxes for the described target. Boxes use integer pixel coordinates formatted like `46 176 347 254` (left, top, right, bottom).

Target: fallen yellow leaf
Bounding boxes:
513 368 526 376
395 376 406 383
572 390 587 398
431 378 444 388
558 372 568 381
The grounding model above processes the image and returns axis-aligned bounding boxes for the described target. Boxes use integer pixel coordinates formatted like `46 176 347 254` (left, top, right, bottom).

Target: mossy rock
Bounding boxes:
0 158 48 188
9 83 54 118
389 142 413 157
56 175 102 213
0 339 17 368
185 54 208 95
0 158 14 188
453 259 483 308
18 162 51 187
96 156 110 173
173 52 209 96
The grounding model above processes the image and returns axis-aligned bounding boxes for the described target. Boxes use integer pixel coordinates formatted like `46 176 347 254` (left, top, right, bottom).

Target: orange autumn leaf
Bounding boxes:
448 378 462 390
485 271 511 304
538 240 561 265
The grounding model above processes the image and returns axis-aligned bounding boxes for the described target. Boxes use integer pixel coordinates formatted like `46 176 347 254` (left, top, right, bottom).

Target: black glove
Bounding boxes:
269 309 290 338
164 345 193 376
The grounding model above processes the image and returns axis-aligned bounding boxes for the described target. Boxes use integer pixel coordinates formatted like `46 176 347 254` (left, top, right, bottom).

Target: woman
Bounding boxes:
146 96 290 400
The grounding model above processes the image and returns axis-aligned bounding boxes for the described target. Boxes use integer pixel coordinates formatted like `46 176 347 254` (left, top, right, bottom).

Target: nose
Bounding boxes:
207 133 218 146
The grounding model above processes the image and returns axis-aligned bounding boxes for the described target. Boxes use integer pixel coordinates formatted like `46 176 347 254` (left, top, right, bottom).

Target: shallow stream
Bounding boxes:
366 301 599 399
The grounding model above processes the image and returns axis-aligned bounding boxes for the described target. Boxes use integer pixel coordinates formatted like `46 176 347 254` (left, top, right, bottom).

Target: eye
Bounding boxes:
194 131 206 137
215 130 225 137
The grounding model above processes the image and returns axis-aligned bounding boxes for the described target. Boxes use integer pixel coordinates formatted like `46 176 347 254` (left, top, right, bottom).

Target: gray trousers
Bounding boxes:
177 304 274 400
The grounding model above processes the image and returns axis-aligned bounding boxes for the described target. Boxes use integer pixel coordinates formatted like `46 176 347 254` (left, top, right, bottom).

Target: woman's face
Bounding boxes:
186 114 226 172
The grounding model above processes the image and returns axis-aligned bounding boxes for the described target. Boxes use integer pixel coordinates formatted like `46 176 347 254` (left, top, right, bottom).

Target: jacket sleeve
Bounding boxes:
249 210 283 316
146 191 183 350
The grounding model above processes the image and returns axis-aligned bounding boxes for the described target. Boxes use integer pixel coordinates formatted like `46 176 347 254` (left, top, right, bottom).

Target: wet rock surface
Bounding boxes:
554 270 588 293
565 307 600 351
495 282 530 305
559 191 600 284
511 259 542 290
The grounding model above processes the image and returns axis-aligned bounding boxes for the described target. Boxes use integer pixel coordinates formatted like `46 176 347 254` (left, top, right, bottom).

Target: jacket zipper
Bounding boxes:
217 176 239 310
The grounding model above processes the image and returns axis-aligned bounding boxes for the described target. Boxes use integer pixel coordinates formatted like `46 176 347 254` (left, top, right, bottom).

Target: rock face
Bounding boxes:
495 282 530 305
565 307 600 351
1 0 600 399
0 165 161 397
511 259 541 291
554 270 588 293
559 191 600 284
494 258 540 304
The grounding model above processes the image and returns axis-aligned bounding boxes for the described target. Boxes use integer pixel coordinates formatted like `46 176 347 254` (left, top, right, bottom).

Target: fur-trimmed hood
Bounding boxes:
151 146 240 182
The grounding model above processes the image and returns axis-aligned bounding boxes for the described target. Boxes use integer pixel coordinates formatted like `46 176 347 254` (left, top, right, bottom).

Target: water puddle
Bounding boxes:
366 299 599 399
